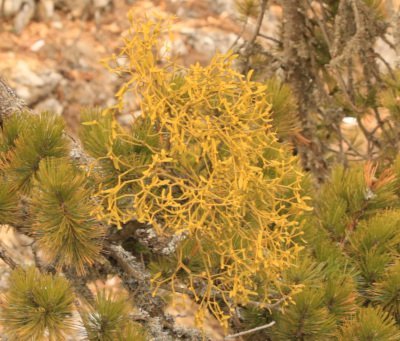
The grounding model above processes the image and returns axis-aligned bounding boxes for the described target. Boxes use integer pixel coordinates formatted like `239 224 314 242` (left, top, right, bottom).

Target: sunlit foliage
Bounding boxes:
80 14 310 326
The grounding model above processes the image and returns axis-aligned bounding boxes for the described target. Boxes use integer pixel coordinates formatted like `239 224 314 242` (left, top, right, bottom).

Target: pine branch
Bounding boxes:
64 269 95 305
104 243 150 283
0 75 208 341
104 242 207 340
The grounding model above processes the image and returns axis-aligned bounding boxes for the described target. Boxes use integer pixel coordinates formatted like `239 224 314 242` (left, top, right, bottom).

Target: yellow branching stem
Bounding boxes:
80 13 311 327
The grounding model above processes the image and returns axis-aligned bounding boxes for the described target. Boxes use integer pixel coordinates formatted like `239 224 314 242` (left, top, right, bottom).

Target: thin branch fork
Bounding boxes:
248 0 268 45
257 33 282 45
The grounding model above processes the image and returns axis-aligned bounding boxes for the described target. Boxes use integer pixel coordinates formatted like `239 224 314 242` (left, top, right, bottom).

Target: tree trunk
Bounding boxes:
281 0 328 180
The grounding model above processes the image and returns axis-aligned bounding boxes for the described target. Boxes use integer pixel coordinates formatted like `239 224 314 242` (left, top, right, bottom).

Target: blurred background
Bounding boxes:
0 0 282 135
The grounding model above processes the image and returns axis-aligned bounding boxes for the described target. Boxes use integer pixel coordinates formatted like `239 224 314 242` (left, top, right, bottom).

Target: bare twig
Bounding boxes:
230 18 248 49
380 34 396 51
306 0 333 54
248 0 268 45
375 51 396 80
104 243 150 282
62 269 95 305
0 241 17 269
257 33 282 45
224 321 276 339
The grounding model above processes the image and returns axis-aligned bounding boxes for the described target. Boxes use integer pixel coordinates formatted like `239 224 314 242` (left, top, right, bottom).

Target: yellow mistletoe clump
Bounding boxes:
81 14 311 326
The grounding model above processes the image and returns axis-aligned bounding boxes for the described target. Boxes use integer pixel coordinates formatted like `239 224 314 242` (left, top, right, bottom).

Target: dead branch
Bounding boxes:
224 321 276 339
0 240 17 269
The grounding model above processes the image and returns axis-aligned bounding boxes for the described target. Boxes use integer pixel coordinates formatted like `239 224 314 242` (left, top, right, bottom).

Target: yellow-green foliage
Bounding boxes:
380 70 400 122
349 211 400 287
0 111 69 194
80 14 310 326
82 290 147 341
265 255 357 340
339 306 400 340
248 159 400 339
30 158 104 275
315 163 398 240
0 267 75 341
0 111 104 276
0 113 28 154
265 78 300 139
271 287 337 340
234 0 260 19
371 262 400 321
0 181 19 225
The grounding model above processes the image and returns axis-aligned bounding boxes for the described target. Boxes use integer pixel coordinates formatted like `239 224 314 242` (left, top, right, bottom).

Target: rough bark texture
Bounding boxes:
0 77 26 123
281 0 327 180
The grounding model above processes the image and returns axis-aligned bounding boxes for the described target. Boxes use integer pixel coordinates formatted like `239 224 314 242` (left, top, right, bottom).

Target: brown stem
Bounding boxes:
281 0 328 179
225 321 276 339
0 241 17 269
248 0 268 45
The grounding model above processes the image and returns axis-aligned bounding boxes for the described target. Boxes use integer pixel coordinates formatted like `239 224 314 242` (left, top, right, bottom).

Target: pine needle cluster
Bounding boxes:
241 161 400 339
0 111 104 274
0 267 75 340
30 158 104 274
82 291 147 341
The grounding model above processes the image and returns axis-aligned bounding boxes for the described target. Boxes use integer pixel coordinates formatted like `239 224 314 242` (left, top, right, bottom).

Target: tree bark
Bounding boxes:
0 77 26 123
281 0 328 180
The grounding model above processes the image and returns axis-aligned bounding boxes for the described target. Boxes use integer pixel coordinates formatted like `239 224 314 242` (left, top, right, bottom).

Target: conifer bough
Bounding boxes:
0 13 310 340
3 4 400 340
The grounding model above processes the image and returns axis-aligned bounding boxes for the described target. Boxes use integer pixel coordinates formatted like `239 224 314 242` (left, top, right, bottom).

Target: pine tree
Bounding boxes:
235 0 400 179
2 2 400 340
0 13 308 340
